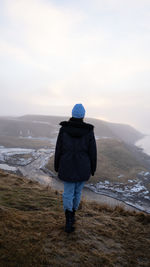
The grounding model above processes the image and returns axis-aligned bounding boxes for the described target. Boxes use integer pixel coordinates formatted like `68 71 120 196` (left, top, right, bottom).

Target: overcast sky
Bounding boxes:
0 0 150 133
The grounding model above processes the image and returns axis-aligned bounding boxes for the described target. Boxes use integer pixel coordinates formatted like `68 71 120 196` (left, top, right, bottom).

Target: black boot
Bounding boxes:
65 210 75 233
72 209 76 225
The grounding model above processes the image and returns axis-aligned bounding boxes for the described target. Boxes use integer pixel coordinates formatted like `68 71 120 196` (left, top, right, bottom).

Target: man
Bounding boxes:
54 104 97 233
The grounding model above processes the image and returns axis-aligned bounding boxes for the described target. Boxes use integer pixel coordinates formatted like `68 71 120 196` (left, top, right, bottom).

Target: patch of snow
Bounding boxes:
138 171 145 176
114 188 124 193
0 147 37 166
96 184 107 190
0 163 17 172
143 191 149 195
117 174 124 178
130 183 146 193
0 147 34 156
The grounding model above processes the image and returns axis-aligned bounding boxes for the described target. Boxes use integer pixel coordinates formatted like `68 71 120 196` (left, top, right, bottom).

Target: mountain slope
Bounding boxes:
0 115 144 145
0 170 150 267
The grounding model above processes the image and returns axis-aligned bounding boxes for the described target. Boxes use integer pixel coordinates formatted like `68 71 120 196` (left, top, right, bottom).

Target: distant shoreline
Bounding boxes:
135 135 150 157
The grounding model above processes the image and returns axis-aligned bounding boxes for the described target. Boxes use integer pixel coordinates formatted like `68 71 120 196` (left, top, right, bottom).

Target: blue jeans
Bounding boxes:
63 181 85 211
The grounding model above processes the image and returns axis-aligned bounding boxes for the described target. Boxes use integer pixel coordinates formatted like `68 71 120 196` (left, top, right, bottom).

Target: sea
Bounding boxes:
135 134 150 156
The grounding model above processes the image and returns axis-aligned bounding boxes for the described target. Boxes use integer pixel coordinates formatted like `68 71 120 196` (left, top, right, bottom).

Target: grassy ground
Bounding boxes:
46 139 147 184
0 169 150 267
0 135 52 149
91 139 147 183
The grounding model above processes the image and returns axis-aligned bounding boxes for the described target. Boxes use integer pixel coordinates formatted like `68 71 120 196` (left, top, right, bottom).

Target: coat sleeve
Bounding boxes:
54 128 63 172
88 130 97 176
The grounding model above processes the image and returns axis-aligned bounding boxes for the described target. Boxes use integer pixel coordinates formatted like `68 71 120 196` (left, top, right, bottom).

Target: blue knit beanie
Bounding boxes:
72 104 85 118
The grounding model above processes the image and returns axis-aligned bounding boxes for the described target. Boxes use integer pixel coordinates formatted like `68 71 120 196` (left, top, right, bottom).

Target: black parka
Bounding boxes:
54 117 97 182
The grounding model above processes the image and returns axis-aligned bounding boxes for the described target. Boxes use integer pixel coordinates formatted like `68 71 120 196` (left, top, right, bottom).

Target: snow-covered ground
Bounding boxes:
0 147 37 166
86 172 150 213
0 163 18 172
0 146 54 172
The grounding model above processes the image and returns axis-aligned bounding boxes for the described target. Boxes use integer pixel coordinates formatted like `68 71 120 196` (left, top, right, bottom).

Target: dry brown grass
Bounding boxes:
0 169 150 267
0 135 52 149
91 139 147 183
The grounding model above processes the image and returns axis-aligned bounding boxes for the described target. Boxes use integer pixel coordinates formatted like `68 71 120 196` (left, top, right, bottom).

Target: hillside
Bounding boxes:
47 138 148 183
0 115 144 146
87 118 144 144
93 139 148 183
0 170 150 266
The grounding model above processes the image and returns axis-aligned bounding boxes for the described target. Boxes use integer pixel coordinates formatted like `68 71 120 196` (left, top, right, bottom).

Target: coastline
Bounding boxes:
135 134 150 157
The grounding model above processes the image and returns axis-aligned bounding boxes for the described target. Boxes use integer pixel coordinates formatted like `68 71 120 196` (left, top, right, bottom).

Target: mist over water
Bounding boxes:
136 134 150 156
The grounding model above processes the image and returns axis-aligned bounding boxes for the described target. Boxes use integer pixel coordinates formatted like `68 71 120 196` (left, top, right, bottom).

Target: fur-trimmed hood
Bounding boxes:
59 117 94 138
